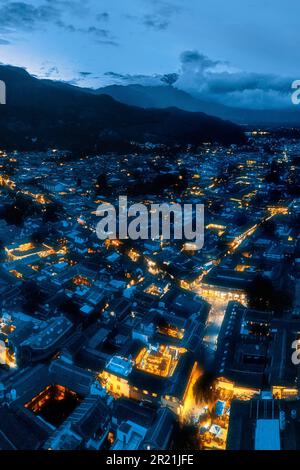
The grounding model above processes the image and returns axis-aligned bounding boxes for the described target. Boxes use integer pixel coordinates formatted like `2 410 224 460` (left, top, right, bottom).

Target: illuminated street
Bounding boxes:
201 298 228 351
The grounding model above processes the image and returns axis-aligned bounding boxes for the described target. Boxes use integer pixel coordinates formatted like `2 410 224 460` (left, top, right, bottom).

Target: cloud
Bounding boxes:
82 27 119 46
179 50 222 71
103 49 293 109
103 71 179 87
96 12 109 22
54 20 118 45
161 73 179 85
45 0 90 16
0 38 10 45
0 2 59 33
142 14 169 31
0 1 117 45
175 50 293 109
54 19 111 38
127 0 181 31
104 71 169 86
82 26 118 45
79 71 92 77
38 64 61 79
141 0 181 16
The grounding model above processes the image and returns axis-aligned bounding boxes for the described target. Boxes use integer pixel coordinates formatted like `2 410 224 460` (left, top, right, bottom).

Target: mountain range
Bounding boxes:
95 84 300 126
0 65 245 151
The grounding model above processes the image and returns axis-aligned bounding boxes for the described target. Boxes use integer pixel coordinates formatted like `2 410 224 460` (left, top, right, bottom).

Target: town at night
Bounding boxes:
0 0 299 463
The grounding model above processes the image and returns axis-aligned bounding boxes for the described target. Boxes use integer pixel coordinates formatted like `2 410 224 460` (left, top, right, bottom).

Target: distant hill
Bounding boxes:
0 65 245 150
95 83 300 126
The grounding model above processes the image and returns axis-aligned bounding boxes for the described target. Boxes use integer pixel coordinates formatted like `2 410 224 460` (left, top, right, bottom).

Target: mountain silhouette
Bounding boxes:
95 83 300 126
0 65 245 150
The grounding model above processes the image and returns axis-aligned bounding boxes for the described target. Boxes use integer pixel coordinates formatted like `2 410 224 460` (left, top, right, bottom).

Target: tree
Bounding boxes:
156 313 168 329
31 227 50 244
172 424 199 450
247 274 293 314
193 372 215 405
234 212 249 227
95 173 109 195
265 160 281 184
0 239 5 262
2 194 35 226
42 201 63 222
261 220 276 238
247 275 274 311
21 281 45 314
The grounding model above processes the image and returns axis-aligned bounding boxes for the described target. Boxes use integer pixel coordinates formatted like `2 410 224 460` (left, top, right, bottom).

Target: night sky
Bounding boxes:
0 0 299 108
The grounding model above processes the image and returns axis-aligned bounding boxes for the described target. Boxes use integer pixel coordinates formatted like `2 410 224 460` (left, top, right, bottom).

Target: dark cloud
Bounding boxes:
38 64 61 79
142 14 169 31
45 0 90 16
97 40 119 46
79 71 92 77
104 71 165 86
53 20 118 45
104 72 127 80
85 26 110 38
0 1 117 46
96 12 110 22
128 0 181 31
44 66 60 78
54 21 119 45
56 23 119 45
80 26 118 45
0 1 59 32
104 71 178 87
176 50 293 109
104 49 293 109
180 50 221 70
141 0 181 16
161 73 179 85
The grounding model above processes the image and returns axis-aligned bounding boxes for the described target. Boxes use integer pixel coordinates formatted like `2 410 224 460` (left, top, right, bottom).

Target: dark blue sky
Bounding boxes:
0 0 298 108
